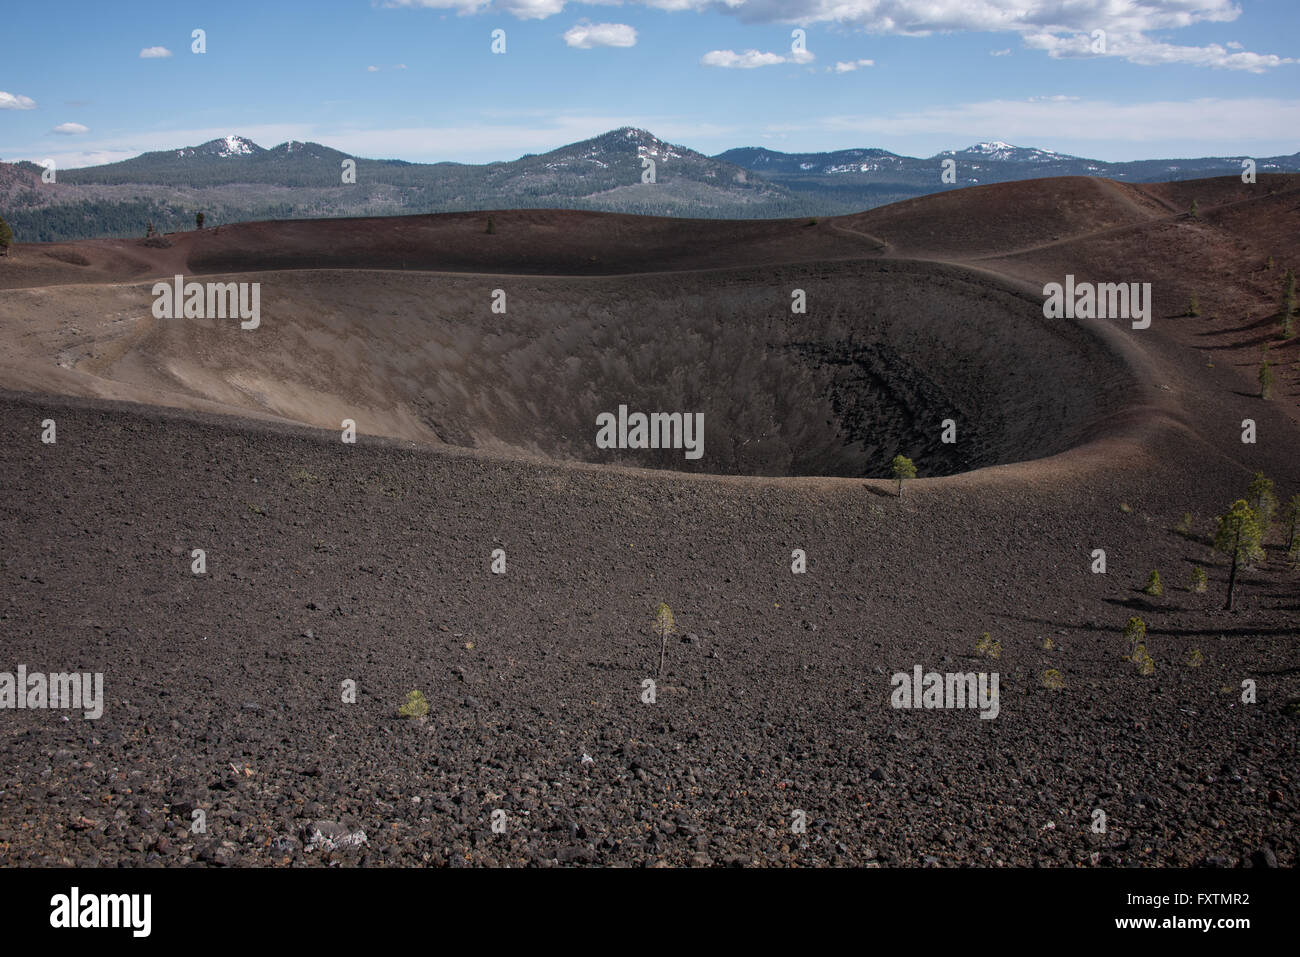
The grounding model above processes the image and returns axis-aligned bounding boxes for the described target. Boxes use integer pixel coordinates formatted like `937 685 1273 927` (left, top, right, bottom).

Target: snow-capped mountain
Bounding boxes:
954 142 1078 164
175 135 263 160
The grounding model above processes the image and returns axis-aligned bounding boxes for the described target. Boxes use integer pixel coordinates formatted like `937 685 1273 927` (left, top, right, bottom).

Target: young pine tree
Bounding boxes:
1246 472 1277 528
397 690 429 719
1282 268 1296 338
653 602 675 677
891 454 916 498
1213 500 1264 611
0 214 13 255
1122 617 1147 660
196 212 205 229
1143 569 1163 596
1282 493 1300 559
1259 357 1274 399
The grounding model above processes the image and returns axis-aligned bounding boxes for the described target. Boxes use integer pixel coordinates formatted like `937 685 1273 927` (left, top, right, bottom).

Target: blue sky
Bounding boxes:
2 0 1297 168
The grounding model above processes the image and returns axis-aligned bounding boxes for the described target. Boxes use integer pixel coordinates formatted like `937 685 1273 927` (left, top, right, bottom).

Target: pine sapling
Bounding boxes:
1284 494 1300 558
1214 500 1263 611
891 454 916 498
397 690 429 719
653 602 675 676
1123 617 1147 660
1282 268 1296 338
1246 472 1277 528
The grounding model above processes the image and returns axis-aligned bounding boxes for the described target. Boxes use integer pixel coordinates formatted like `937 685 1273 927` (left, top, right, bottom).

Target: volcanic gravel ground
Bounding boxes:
0 391 1296 867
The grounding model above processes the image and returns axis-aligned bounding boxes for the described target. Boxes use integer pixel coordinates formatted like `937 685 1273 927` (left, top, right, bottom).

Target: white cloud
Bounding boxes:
1024 31 1294 72
564 22 638 48
990 48 1011 56
52 123 89 135
382 1 1289 71
1114 39 1293 72
367 65 381 72
818 97 1300 152
0 91 37 110
139 46 173 59
701 49 789 68
396 63 409 69
833 59 874 72
384 0 564 20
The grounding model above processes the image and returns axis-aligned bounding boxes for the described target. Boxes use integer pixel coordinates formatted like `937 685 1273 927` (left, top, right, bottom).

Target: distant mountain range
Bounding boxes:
3 127 1297 242
715 140 1300 208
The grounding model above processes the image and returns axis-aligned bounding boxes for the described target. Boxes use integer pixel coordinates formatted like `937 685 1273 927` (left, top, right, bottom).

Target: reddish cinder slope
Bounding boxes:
0 209 880 291
830 176 1171 259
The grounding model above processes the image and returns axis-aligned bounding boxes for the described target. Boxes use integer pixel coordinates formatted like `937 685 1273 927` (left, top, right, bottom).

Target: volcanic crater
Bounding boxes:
0 257 1133 478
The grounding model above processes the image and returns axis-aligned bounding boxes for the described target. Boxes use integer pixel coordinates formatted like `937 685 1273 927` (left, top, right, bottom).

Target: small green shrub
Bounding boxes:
1143 569 1163 596
1123 617 1147 659
1040 669 1065 690
653 602 675 676
1189 566 1207 593
891 454 917 498
1188 294 1200 317
397 690 429 718
1284 494 1300 559
1246 472 1277 528
975 632 1001 659
1282 268 1296 339
1186 649 1204 668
